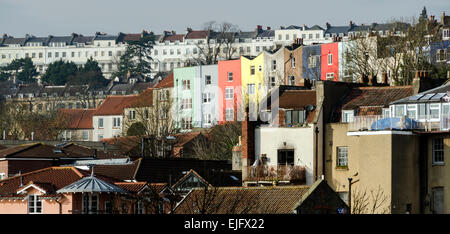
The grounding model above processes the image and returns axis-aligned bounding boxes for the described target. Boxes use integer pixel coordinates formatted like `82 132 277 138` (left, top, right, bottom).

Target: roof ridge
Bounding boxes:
0 166 77 183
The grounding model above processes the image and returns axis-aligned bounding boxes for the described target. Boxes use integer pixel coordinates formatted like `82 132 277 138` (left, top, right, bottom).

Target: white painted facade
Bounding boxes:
92 115 123 141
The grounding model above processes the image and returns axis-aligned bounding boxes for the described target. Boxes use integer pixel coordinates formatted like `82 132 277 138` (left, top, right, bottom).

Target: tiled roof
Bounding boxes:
93 95 139 116
332 86 413 122
135 158 232 185
122 34 141 42
115 182 167 194
185 30 208 39
173 132 202 147
93 158 141 181
171 169 211 190
0 167 84 196
101 136 140 155
58 109 95 129
61 143 127 159
162 34 184 42
174 185 311 214
0 145 7 150
0 143 89 159
153 72 174 89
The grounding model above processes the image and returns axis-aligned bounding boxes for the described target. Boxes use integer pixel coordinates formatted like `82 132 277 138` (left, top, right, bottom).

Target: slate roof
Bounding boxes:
307 25 325 31
391 83 450 105
325 26 350 35
0 143 89 159
174 185 312 214
257 30 275 38
93 34 118 41
134 158 232 185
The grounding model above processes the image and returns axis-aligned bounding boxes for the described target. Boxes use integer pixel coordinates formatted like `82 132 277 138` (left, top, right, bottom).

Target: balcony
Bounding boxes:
245 164 306 184
348 114 450 132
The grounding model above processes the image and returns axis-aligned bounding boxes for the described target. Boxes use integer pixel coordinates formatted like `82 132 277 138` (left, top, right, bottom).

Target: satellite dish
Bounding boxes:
305 104 315 112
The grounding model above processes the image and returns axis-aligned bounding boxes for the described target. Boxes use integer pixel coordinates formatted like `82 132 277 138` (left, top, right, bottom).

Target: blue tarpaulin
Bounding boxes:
370 117 419 130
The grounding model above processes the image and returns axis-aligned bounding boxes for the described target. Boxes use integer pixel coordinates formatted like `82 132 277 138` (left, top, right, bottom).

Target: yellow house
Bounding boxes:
240 53 266 108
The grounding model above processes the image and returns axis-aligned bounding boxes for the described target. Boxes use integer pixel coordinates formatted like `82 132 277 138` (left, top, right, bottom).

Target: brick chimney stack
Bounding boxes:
241 107 256 182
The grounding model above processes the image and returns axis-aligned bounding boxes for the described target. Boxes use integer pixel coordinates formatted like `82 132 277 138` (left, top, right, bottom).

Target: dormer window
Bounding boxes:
342 110 354 123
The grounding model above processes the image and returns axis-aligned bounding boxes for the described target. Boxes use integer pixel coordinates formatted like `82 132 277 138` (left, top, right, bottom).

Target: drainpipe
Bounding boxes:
55 197 63 214
315 126 319 181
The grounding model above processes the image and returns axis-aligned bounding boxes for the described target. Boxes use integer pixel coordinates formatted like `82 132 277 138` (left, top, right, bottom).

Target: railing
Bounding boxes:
245 164 306 184
348 114 450 132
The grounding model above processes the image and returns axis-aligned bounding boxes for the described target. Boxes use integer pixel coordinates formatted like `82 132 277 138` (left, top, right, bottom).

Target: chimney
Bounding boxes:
280 26 285 30
442 11 446 26
302 24 306 31
186 27 192 34
241 107 256 182
267 26 271 30
326 22 331 30
349 21 353 27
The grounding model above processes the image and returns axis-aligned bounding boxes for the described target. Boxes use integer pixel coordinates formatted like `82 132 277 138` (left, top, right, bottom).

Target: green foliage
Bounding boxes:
0 58 38 83
66 57 109 88
41 60 78 85
127 122 147 136
114 35 155 78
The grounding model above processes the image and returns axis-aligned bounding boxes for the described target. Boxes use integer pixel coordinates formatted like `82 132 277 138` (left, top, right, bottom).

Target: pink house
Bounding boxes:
218 59 242 124
0 166 168 214
321 42 339 81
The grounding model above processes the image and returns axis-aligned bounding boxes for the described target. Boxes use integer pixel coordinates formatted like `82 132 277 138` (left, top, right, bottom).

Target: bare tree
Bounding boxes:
193 21 240 65
351 185 389 214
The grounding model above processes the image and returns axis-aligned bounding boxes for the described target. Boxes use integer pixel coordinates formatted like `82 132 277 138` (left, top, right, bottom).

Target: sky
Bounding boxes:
0 0 449 37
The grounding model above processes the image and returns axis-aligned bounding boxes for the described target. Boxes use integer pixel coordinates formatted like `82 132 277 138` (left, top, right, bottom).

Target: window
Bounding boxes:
62 52 66 57
48 52 52 58
182 117 192 129
256 46 260 52
182 98 192 109
291 58 296 68
342 110 354 123
225 88 234 100
418 103 426 120
337 147 348 167
82 130 89 141
137 201 145 214
271 77 276 87
432 138 444 165
432 187 444 214
383 108 391 118
247 83 255 94
285 110 306 125
225 108 234 121
98 118 104 128
308 55 317 68
406 104 417 119
202 93 211 103
278 35 282 40
250 66 255 75
113 117 121 127
82 193 99 214
326 73 334 80
395 105 405 118
285 34 290 40
205 75 211 85
28 195 42 214
289 76 295 85
278 150 294 165
104 201 112 214
129 110 136 120
228 72 233 82
204 114 212 125
182 80 190 90
327 54 333 65
258 65 262 72
430 103 440 120
272 60 276 70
